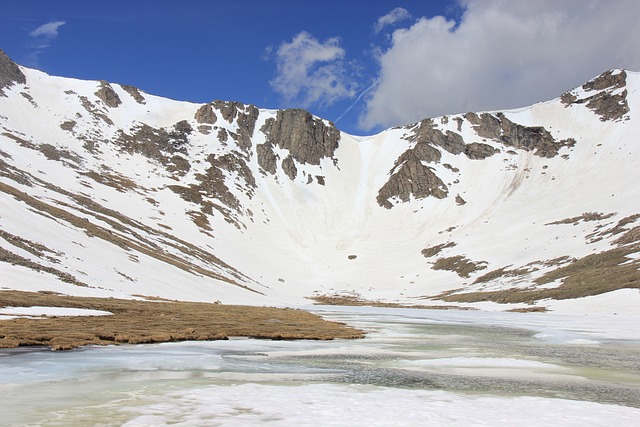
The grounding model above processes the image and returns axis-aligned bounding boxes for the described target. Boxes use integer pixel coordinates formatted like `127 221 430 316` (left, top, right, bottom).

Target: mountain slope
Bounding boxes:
1 49 638 310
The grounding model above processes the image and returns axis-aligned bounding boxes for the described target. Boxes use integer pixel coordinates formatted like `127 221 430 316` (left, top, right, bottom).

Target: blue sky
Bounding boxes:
2 1 639 135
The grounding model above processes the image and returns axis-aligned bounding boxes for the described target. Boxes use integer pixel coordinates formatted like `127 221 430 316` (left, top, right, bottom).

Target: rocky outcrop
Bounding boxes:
464 142 499 160
256 143 277 174
583 69 626 92
406 119 465 155
95 81 122 108
194 103 218 124
282 155 297 180
168 152 256 229
259 109 340 174
464 112 574 158
0 50 26 96
378 120 465 208
121 85 146 104
377 156 448 209
561 70 629 121
211 101 259 152
116 122 193 175
211 100 243 123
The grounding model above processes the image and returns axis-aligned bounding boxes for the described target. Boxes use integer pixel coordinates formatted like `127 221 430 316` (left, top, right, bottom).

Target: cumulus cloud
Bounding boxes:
360 0 640 130
270 31 356 108
374 7 411 34
23 20 66 67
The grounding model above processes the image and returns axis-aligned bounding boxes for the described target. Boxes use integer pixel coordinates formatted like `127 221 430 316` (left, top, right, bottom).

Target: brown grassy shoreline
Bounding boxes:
0 291 365 351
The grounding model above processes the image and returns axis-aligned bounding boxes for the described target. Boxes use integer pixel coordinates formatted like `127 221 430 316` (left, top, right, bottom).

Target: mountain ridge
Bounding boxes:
1 49 638 311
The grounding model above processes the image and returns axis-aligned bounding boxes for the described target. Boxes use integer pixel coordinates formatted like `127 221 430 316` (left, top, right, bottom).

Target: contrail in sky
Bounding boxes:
335 78 380 124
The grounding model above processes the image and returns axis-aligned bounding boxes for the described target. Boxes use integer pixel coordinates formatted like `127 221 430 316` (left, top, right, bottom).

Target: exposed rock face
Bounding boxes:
60 120 76 132
464 142 499 160
377 156 448 209
77 95 114 125
0 50 26 96
213 101 259 152
377 121 458 208
169 152 256 228
116 123 191 175
407 119 465 155
379 107 574 209
211 100 243 123
256 143 277 174
194 103 218 124
282 155 297 180
378 120 465 208
121 85 146 104
173 119 193 136
562 70 629 121
464 112 574 158
260 109 340 169
583 69 626 92
95 81 122 108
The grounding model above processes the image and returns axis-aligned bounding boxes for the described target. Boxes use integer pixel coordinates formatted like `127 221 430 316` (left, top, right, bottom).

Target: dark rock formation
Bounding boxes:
116 123 191 172
377 121 464 208
377 120 464 208
60 120 76 132
583 69 626 92
464 142 499 160
561 70 629 121
121 85 146 104
256 143 277 174
173 120 193 136
195 101 258 151
464 112 574 158
166 155 191 175
0 50 26 96
78 95 114 125
377 156 448 209
95 81 122 108
168 152 256 228
282 155 297 180
406 119 465 155
211 100 243 123
194 103 218 124
260 109 340 168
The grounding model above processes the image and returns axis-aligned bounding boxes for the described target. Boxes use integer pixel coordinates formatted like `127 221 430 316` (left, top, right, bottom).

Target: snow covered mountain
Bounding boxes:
1 49 638 310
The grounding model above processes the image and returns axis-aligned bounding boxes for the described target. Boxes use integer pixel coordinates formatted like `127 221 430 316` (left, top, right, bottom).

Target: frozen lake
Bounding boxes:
1 306 639 426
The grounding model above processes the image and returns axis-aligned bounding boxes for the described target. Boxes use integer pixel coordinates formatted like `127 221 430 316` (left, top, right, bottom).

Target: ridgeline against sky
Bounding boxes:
1 0 639 134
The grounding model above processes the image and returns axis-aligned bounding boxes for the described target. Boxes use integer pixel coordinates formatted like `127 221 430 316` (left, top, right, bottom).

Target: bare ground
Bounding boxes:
0 291 365 351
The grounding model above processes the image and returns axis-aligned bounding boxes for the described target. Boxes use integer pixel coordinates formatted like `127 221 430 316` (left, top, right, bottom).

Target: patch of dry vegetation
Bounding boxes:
435 244 640 304
311 294 474 310
545 211 615 226
0 248 88 287
506 306 548 313
432 255 488 278
421 242 456 258
0 291 364 351
472 266 531 284
0 180 257 292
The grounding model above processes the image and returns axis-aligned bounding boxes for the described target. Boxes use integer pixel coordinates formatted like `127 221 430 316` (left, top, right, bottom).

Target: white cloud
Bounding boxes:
23 20 66 67
360 0 640 130
374 7 411 34
270 31 356 108
29 21 66 39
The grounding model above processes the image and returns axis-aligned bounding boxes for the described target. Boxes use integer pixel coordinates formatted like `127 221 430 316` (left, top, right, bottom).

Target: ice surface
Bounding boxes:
1 307 639 426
